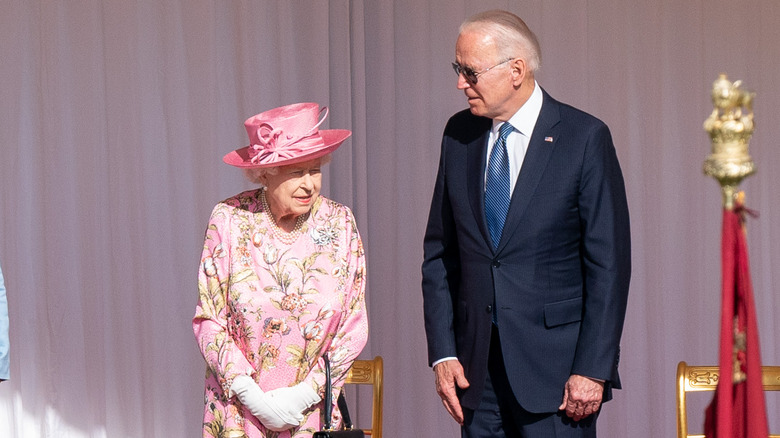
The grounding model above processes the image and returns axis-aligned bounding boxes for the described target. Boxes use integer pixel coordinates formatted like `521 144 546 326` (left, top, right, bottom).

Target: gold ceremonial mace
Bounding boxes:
703 73 756 209
703 74 757 385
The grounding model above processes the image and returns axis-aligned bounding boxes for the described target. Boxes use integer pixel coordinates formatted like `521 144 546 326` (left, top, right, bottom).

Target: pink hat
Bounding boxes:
223 102 351 168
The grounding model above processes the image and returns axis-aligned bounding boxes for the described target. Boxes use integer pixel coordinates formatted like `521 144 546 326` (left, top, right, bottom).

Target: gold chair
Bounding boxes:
345 356 383 437
676 361 780 438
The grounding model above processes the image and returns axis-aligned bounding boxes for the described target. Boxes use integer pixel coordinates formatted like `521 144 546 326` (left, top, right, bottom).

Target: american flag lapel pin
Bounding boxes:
544 136 554 142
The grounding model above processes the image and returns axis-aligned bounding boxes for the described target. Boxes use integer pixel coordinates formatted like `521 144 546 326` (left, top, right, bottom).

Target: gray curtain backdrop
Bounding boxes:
1 1 778 436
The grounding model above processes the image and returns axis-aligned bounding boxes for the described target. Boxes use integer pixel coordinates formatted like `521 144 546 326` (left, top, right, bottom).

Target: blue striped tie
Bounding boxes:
485 122 514 250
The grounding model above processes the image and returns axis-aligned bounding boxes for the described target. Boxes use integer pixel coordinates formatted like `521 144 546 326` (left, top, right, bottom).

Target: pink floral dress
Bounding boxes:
193 189 368 438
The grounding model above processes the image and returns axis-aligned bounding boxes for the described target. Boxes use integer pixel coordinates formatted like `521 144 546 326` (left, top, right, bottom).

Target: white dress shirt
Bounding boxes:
484 80 544 195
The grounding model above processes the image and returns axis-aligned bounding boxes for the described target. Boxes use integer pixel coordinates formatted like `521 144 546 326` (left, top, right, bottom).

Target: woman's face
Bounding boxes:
260 157 323 225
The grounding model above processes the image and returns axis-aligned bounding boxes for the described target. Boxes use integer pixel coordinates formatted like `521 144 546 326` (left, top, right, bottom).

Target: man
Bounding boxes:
421 10 631 437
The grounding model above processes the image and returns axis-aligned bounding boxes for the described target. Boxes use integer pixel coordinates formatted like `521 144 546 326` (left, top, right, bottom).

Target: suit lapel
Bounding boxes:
497 91 561 252
466 125 492 247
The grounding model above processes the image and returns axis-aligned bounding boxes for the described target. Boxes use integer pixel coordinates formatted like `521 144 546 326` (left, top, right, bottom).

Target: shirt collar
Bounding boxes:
492 80 543 137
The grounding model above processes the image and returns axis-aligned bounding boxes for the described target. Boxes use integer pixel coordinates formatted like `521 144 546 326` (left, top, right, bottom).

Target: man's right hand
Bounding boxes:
433 359 470 425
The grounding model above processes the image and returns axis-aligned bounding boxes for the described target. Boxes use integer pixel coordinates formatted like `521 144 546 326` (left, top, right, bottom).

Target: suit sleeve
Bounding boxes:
421 132 461 366
572 123 631 388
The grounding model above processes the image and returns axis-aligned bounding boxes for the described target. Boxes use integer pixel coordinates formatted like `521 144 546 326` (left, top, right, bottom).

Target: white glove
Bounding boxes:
230 375 300 431
265 382 322 420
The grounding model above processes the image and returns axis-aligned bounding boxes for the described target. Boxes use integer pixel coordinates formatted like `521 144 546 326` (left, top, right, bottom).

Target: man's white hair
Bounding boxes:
460 10 542 72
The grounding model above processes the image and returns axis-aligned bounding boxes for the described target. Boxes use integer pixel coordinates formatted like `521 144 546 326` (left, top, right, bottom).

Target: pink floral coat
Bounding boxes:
194 190 368 438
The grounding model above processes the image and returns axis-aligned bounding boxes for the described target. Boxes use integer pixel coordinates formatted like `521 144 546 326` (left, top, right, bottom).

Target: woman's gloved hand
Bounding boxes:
265 382 322 420
230 375 300 431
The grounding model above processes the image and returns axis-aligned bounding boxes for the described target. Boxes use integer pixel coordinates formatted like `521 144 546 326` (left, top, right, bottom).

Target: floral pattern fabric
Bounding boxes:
193 189 368 438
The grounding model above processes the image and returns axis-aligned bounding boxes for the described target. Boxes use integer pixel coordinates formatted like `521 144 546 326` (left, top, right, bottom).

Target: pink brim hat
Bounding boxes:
223 129 351 168
223 102 351 168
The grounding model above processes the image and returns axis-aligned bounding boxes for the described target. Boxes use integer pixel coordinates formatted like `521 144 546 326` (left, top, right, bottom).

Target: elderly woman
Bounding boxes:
193 102 368 437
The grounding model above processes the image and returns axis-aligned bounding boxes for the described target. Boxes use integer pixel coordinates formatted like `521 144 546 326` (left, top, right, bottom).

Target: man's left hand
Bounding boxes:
558 374 604 421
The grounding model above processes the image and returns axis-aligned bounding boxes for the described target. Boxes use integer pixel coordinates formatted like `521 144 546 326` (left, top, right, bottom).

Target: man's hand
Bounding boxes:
558 374 604 421
433 360 470 425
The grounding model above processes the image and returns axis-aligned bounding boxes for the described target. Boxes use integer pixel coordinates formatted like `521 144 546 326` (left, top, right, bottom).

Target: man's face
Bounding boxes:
454 31 517 121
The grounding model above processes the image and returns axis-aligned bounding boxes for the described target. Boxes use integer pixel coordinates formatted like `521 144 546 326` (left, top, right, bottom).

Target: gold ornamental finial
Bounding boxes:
703 73 756 209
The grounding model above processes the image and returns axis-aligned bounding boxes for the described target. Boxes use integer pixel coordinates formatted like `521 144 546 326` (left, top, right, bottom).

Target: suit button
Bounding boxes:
492 260 500 268
486 305 493 314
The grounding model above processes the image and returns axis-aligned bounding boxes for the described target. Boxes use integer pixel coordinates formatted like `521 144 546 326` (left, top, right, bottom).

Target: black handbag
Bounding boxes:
313 355 365 438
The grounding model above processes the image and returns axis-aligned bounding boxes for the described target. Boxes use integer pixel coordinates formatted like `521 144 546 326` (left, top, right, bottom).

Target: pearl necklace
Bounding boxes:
260 189 306 245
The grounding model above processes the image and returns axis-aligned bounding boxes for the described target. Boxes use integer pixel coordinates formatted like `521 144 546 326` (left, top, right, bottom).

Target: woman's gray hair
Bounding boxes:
243 166 278 186
242 154 333 187
459 10 542 73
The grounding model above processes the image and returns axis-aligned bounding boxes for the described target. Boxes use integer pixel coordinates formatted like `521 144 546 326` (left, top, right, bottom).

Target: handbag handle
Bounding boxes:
322 354 355 431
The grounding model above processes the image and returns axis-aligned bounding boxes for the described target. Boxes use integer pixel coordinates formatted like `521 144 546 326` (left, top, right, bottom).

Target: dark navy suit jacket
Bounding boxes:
422 89 631 413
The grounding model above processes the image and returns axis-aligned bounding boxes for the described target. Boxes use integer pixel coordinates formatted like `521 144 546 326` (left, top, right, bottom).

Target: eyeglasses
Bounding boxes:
451 58 515 84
